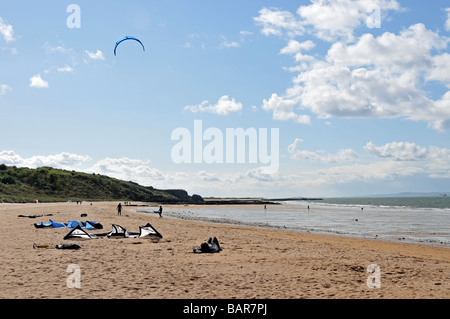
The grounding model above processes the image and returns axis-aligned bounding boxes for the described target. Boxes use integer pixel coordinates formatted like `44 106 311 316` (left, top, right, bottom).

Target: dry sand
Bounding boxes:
0 201 448 299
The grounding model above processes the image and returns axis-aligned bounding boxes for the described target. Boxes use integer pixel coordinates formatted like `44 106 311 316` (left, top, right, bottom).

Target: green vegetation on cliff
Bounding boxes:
0 164 203 204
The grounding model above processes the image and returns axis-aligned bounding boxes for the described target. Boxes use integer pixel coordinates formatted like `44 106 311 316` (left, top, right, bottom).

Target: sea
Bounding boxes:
139 196 450 248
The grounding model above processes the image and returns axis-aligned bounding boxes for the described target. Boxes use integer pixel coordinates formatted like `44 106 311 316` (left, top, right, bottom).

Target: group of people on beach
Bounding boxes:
117 203 163 218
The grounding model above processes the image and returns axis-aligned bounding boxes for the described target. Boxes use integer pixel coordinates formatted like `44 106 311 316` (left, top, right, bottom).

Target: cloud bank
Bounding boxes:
254 1 450 131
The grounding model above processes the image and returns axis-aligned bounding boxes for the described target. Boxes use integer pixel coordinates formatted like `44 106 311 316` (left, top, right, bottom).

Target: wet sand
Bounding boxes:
0 202 448 299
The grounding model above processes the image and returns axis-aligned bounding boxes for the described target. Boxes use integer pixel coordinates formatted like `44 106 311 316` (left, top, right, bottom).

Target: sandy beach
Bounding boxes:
0 201 448 299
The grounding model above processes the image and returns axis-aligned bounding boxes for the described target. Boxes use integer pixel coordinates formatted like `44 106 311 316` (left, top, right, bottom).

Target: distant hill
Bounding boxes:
360 192 449 198
0 164 203 204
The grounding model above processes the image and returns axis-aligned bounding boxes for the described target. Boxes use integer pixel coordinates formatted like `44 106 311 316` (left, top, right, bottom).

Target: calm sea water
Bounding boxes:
139 197 450 248
321 196 450 209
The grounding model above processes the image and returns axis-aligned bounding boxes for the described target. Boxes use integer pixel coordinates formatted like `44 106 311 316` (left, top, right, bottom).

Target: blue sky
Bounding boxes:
1 0 449 198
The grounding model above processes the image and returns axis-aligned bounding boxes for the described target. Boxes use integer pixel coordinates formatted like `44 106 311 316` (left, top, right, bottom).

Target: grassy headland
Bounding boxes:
0 164 202 204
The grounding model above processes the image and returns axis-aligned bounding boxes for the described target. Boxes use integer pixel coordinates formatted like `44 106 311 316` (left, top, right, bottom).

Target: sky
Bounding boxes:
0 0 449 198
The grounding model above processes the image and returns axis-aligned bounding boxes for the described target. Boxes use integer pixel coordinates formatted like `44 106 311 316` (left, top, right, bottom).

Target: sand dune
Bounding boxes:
0 202 448 299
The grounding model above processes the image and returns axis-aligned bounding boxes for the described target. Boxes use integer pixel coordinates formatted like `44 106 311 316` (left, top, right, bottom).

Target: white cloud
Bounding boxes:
197 171 220 182
2 47 18 55
43 42 69 54
364 141 428 161
426 146 450 178
94 157 151 167
428 91 450 131
288 138 357 163
29 74 49 89
256 4 445 127
86 157 165 185
220 41 240 48
0 150 22 165
0 84 12 95
0 17 15 43
327 24 447 71
262 22 450 130
254 1 401 42
362 142 450 178
240 30 253 37
297 0 401 42
261 93 311 124
1 146 447 198
185 95 243 115
85 49 105 60
287 138 304 153
280 40 315 55
0 150 91 168
245 167 275 182
219 36 240 48
188 156 431 196
79 147 448 193
0 151 168 187
57 65 74 73
445 8 450 31
282 140 450 188
253 7 304 37
280 40 315 62
27 153 92 168
426 53 450 83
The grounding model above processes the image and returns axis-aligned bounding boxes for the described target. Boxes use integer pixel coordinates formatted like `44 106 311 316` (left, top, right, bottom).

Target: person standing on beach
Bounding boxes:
158 205 163 218
117 203 122 216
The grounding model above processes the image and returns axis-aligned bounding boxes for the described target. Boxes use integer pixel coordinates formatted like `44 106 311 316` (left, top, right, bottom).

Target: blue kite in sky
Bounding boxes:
114 36 145 56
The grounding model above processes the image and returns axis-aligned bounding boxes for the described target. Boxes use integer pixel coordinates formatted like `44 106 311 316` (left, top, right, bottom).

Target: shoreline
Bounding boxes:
1 202 448 299
141 203 450 249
